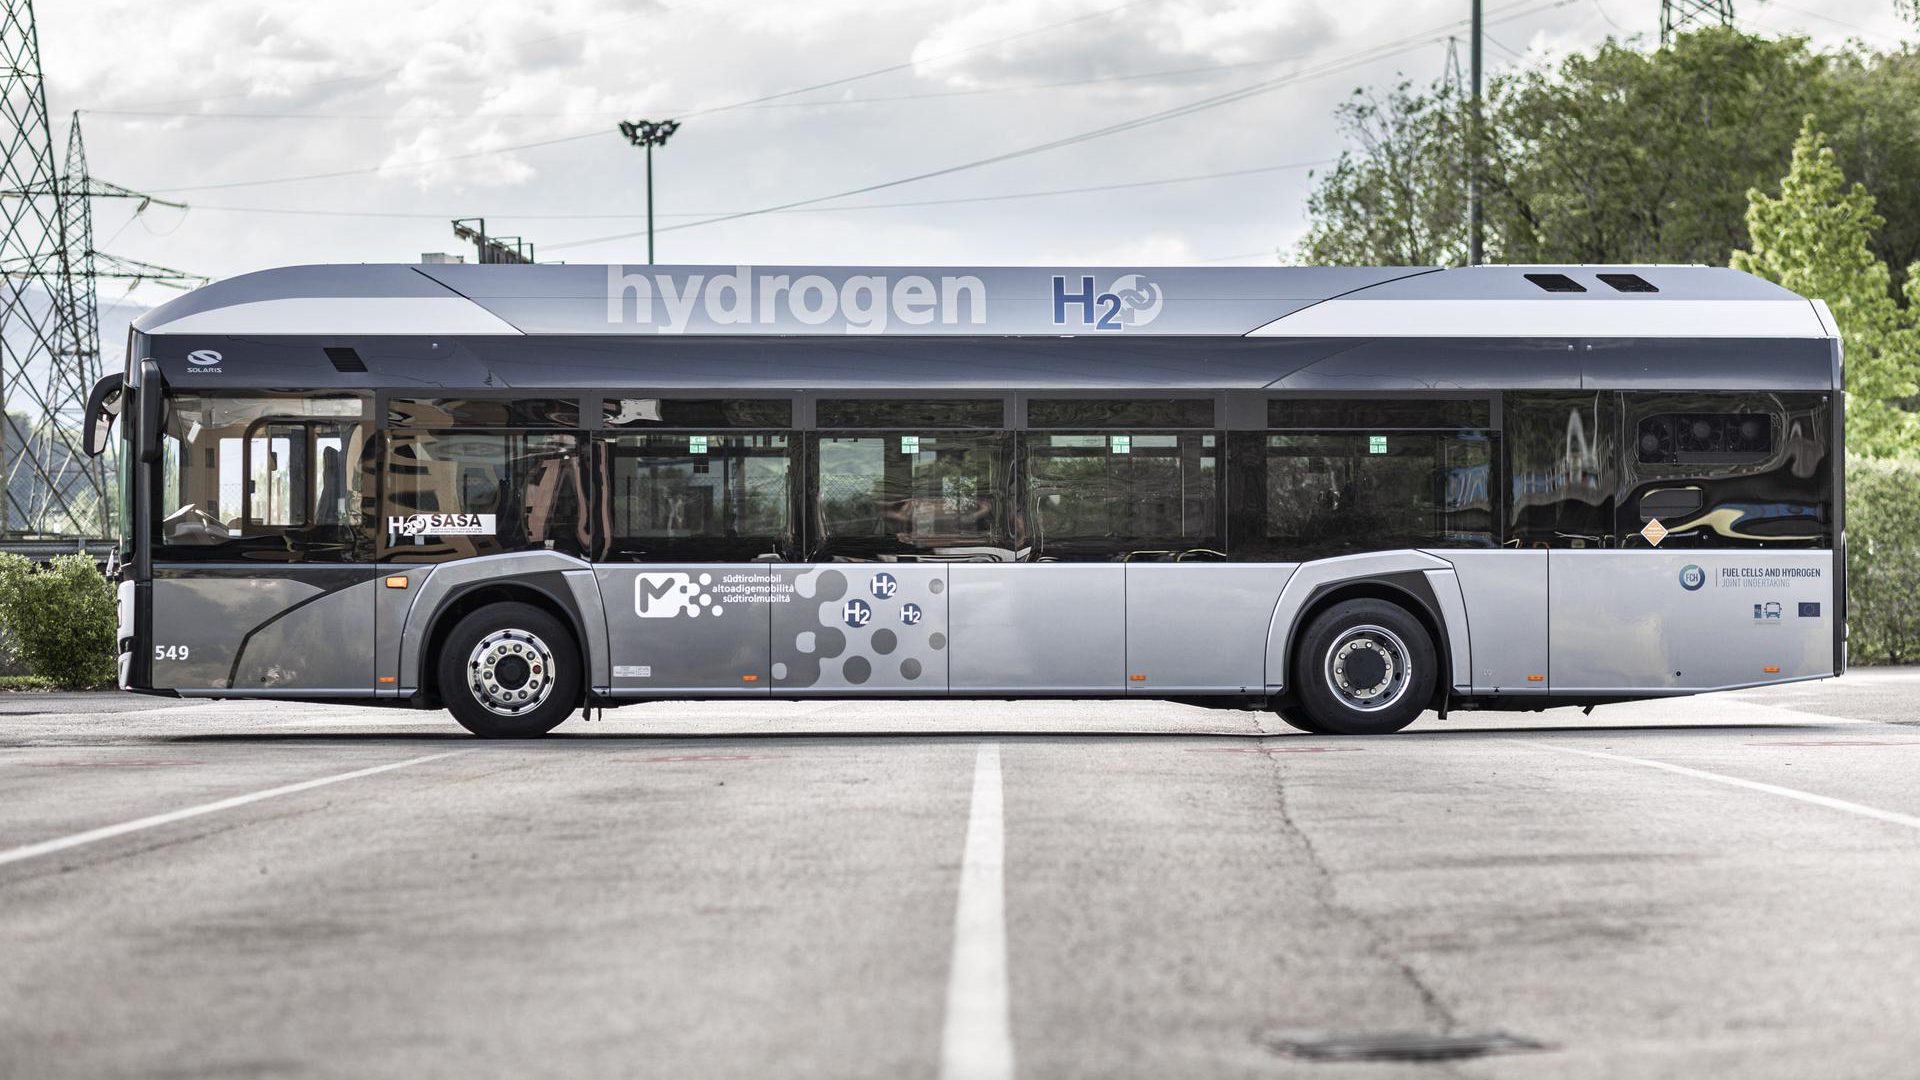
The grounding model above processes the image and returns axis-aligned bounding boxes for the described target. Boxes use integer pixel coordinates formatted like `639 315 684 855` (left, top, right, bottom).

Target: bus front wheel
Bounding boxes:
1289 598 1436 736
437 602 581 738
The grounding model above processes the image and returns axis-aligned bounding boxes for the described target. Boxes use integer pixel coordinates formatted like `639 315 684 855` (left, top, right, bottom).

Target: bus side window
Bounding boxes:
378 430 589 563
809 431 1017 562
1021 432 1221 561
154 394 369 561
596 432 796 562
1617 392 1830 548
1504 392 1618 548
1226 430 1495 561
808 397 1015 562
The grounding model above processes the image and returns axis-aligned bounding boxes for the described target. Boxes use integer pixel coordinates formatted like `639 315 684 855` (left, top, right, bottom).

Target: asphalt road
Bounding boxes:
3 672 1920 1080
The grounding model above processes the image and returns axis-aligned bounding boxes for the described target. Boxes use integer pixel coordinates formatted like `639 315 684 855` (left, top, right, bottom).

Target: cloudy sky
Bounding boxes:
39 0 1916 316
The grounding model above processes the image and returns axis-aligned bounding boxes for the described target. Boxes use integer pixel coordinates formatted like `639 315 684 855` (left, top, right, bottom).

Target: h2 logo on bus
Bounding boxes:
1051 274 1164 331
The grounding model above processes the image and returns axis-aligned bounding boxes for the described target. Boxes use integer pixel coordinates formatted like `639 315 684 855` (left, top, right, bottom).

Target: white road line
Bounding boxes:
0 751 465 869
941 742 1014 1080
1519 741 1920 831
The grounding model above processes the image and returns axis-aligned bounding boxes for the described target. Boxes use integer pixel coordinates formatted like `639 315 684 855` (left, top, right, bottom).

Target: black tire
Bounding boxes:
1273 702 1328 734
1290 598 1437 736
437 602 580 738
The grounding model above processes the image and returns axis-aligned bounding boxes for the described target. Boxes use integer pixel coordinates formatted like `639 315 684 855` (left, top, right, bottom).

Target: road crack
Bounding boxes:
1257 740 1463 1041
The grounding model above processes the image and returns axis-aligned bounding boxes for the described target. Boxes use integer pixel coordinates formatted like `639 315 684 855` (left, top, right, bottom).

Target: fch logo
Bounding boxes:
1678 563 1706 591
1052 273 1163 330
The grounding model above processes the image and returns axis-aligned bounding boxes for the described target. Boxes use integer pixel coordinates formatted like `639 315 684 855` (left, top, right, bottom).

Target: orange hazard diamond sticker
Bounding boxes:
1640 517 1669 546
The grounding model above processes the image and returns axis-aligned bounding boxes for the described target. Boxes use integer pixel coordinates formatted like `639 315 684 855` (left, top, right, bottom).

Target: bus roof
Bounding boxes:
134 263 1830 340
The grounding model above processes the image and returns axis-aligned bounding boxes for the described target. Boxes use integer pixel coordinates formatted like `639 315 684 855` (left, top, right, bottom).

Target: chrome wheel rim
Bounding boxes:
467 628 555 717
1322 624 1412 713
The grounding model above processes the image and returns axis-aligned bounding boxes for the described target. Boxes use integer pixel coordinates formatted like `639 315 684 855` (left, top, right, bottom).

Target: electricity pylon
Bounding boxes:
1 0 201 538
1660 0 1734 45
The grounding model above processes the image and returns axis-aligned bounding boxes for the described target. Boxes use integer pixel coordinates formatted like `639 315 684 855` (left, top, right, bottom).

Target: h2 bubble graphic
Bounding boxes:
843 599 873 628
900 603 923 626
870 572 898 599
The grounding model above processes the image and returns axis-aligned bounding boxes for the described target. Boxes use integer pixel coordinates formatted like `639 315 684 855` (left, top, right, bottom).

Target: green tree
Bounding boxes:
1299 80 1470 266
1488 29 1829 267
1298 28 1920 289
1732 119 1920 456
1820 44 1920 299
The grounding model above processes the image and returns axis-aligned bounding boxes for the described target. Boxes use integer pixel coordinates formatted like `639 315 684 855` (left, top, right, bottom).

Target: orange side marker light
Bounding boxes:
1129 674 1147 682
384 576 409 589
741 674 760 682
1527 674 1545 682
377 676 397 684
1763 665 1781 674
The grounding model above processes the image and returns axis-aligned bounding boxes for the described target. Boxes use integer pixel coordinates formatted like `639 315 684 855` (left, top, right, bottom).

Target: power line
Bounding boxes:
673 0 1167 119
1758 1 1909 43
546 0 1574 252
135 0 1165 194
179 158 1331 222
1586 0 1634 35
1483 30 1528 59
84 52 1324 124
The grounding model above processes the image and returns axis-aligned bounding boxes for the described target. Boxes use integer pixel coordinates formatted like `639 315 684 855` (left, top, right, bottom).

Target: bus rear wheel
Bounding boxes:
1290 598 1436 736
437 602 580 738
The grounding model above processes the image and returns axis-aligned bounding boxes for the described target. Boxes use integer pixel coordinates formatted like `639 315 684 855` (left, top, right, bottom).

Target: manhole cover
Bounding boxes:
1263 1032 1549 1063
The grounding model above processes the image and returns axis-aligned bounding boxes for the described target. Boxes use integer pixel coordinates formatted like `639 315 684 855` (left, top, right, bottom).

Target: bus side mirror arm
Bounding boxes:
138 359 163 464
83 372 125 457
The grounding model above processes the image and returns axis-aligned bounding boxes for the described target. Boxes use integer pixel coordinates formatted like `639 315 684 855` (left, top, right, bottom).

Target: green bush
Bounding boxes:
1847 454 1920 664
0 551 30 672
0 553 116 690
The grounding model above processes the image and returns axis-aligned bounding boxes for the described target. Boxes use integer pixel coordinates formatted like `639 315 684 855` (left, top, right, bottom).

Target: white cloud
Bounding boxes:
21 0 1912 300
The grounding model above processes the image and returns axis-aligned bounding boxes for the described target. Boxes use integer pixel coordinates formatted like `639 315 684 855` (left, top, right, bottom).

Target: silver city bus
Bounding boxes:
83 263 1845 737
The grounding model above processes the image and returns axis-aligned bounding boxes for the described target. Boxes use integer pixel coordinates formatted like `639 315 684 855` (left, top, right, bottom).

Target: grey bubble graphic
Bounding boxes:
817 627 847 659
843 655 871 684
929 632 947 651
816 570 849 602
929 577 945 594
871 629 897 655
900 658 922 679
796 631 816 655
771 662 788 679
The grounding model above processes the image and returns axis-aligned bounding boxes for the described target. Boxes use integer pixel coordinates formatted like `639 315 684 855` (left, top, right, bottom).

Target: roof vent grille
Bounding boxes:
324 346 367 372
1523 272 1586 294
1598 272 1659 293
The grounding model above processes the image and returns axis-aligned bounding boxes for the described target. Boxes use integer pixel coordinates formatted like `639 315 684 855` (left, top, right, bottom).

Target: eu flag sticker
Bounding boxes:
1798 602 1821 617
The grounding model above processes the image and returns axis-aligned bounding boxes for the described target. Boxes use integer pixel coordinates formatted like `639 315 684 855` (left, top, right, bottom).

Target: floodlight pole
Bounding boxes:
618 118 681 265
1468 0 1483 266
